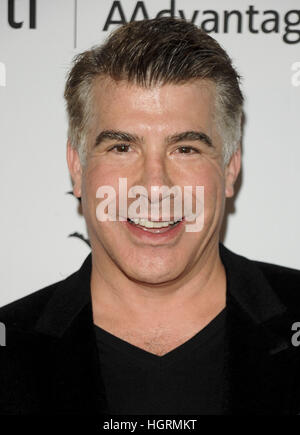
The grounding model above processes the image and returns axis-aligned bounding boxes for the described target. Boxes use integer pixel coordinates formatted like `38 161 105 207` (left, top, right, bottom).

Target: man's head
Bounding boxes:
65 17 243 167
65 18 242 286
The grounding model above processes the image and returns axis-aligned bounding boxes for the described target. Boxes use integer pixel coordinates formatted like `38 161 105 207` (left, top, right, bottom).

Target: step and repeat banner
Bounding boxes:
0 0 299 306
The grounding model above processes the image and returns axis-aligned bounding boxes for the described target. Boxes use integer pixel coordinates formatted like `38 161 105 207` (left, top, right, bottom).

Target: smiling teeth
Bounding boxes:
130 218 180 228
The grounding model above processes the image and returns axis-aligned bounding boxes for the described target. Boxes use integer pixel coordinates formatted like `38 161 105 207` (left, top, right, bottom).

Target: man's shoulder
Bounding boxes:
221 244 300 315
254 258 300 281
0 256 91 333
0 277 67 331
253 258 300 308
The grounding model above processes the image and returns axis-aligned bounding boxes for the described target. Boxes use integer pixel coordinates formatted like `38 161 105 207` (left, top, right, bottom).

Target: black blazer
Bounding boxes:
1 244 300 415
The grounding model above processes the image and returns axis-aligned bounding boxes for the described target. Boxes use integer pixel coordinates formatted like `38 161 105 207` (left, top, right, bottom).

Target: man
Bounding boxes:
1 17 300 416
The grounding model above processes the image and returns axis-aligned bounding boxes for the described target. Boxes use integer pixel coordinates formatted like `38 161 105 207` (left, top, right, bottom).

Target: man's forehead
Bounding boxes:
88 75 219 150
92 75 216 100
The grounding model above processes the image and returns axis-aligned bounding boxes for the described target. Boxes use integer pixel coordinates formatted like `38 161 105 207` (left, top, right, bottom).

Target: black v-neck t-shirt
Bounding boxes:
94 308 226 415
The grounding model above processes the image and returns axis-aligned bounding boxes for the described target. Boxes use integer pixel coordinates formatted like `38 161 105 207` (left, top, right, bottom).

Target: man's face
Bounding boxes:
68 78 240 284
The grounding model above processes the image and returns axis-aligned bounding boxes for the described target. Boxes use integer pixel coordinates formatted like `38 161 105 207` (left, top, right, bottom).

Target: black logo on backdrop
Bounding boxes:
103 0 300 44
67 192 91 248
7 0 36 29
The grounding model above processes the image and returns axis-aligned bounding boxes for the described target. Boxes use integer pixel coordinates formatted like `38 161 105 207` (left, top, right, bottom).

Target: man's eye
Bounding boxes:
177 146 200 154
109 144 130 153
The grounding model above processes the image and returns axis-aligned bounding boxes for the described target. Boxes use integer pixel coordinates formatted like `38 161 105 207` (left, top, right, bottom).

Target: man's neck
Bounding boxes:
91 242 226 330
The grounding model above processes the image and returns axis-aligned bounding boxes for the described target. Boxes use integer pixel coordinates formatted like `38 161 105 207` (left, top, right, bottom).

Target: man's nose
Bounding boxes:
139 153 173 202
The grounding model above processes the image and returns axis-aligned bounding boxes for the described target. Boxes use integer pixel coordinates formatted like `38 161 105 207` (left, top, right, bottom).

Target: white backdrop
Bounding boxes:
0 0 299 307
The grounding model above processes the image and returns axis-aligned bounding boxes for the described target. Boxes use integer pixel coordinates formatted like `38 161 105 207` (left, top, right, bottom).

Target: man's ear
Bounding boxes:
66 141 82 198
225 147 241 198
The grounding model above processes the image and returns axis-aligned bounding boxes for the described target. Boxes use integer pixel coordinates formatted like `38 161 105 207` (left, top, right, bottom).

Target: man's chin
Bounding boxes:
127 274 179 286
121 262 186 286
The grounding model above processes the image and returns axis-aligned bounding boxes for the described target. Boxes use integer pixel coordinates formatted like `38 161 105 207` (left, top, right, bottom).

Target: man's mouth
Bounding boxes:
127 217 183 233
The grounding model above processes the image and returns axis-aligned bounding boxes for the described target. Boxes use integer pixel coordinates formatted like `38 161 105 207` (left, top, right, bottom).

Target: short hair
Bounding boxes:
64 17 243 166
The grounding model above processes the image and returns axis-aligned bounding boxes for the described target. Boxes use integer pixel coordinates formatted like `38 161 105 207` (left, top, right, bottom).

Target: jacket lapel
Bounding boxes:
46 303 108 415
220 245 297 415
34 255 108 415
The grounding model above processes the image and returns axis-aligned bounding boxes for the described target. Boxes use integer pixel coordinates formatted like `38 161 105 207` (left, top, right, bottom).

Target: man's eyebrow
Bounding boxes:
94 129 213 148
166 131 213 147
94 130 142 147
